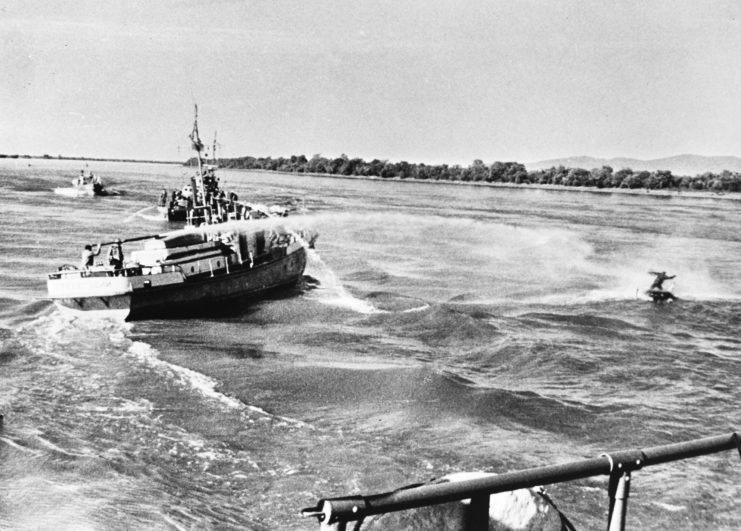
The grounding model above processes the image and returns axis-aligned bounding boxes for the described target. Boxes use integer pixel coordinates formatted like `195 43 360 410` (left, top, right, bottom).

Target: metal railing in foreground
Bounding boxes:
302 432 740 531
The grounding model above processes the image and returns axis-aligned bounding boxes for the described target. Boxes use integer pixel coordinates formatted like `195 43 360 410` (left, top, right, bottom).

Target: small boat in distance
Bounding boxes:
46 222 311 320
54 169 108 197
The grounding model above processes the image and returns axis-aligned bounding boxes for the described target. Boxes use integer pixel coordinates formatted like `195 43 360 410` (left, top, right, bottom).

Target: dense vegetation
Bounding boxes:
189 154 741 193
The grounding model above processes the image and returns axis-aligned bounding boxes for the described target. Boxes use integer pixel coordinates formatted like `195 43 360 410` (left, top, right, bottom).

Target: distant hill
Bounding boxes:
526 154 741 176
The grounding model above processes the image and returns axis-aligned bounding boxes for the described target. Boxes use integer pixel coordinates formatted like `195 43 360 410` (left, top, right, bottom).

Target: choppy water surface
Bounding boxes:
1 158 740 529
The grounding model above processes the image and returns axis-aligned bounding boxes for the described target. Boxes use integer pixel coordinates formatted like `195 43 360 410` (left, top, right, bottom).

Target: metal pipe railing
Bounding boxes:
302 432 740 530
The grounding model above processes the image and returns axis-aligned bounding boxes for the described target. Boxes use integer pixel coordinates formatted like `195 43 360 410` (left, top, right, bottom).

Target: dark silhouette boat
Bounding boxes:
646 288 677 303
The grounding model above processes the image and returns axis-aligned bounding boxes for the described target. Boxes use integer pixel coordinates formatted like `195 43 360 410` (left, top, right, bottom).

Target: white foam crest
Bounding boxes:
162 430 260 470
127 341 243 409
402 303 431 313
24 310 75 338
53 187 91 198
125 341 309 427
19 314 308 427
304 249 381 314
651 501 687 513
81 397 153 417
38 308 131 334
18 310 130 359
32 435 90 458
291 357 418 371
161 515 189 531
0 436 43 456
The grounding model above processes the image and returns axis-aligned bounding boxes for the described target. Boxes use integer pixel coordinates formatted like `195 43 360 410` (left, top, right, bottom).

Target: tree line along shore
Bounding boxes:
5 151 739 193
190 154 741 193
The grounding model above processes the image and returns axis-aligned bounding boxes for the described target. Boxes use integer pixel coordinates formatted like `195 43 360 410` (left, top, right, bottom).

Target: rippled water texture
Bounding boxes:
1 159 740 529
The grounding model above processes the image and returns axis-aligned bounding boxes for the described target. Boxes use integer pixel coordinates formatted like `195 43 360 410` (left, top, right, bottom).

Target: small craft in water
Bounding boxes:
646 270 677 303
47 223 311 320
646 289 677 303
55 169 107 197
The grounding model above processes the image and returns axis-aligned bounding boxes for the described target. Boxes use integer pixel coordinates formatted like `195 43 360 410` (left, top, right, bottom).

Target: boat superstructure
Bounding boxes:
157 105 287 226
47 224 308 320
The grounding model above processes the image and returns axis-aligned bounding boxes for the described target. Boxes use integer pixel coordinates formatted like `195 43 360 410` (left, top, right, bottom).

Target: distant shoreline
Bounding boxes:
7 154 739 201
235 167 741 201
0 154 180 165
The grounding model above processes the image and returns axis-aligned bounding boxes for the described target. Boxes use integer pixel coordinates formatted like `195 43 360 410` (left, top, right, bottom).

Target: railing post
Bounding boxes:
302 498 366 531
320 521 346 531
606 471 631 531
465 494 490 530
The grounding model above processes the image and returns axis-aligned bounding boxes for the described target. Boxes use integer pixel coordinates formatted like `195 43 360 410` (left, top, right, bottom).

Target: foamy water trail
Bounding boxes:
124 206 165 222
597 251 741 303
53 187 91 198
402 303 430 313
304 248 380 314
123 340 309 428
465 220 741 305
0 437 42 456
126 341 244 409
22 310 131 357
21 311 309 428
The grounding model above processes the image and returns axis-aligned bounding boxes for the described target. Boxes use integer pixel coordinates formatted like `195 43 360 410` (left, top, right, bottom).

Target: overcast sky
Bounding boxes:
2 1 740 164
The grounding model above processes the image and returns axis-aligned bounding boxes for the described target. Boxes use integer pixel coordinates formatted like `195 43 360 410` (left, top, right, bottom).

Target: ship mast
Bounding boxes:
189 104 206 206
212 130 218 166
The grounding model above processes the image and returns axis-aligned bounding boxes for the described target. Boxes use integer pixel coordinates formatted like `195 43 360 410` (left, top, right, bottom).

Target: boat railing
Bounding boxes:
301 432 741 531
49 263 189 280
48 266 137 280
186 198 260 226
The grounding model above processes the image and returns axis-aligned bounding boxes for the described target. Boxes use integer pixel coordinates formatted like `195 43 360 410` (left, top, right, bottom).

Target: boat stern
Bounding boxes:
47 267 134 318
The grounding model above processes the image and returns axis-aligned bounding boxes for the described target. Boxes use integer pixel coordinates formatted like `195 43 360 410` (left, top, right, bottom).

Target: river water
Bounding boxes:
1 158 739 529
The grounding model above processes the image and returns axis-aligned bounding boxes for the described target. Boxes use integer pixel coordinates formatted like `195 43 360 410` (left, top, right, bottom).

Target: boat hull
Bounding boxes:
54 183 107 197
166 206 188 222
49 245 307 320
54 186 94 198
646 289 677 303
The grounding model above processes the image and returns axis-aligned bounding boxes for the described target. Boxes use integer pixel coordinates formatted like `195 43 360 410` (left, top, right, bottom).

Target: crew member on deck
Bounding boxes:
81 243 102 269
107 240 124 270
